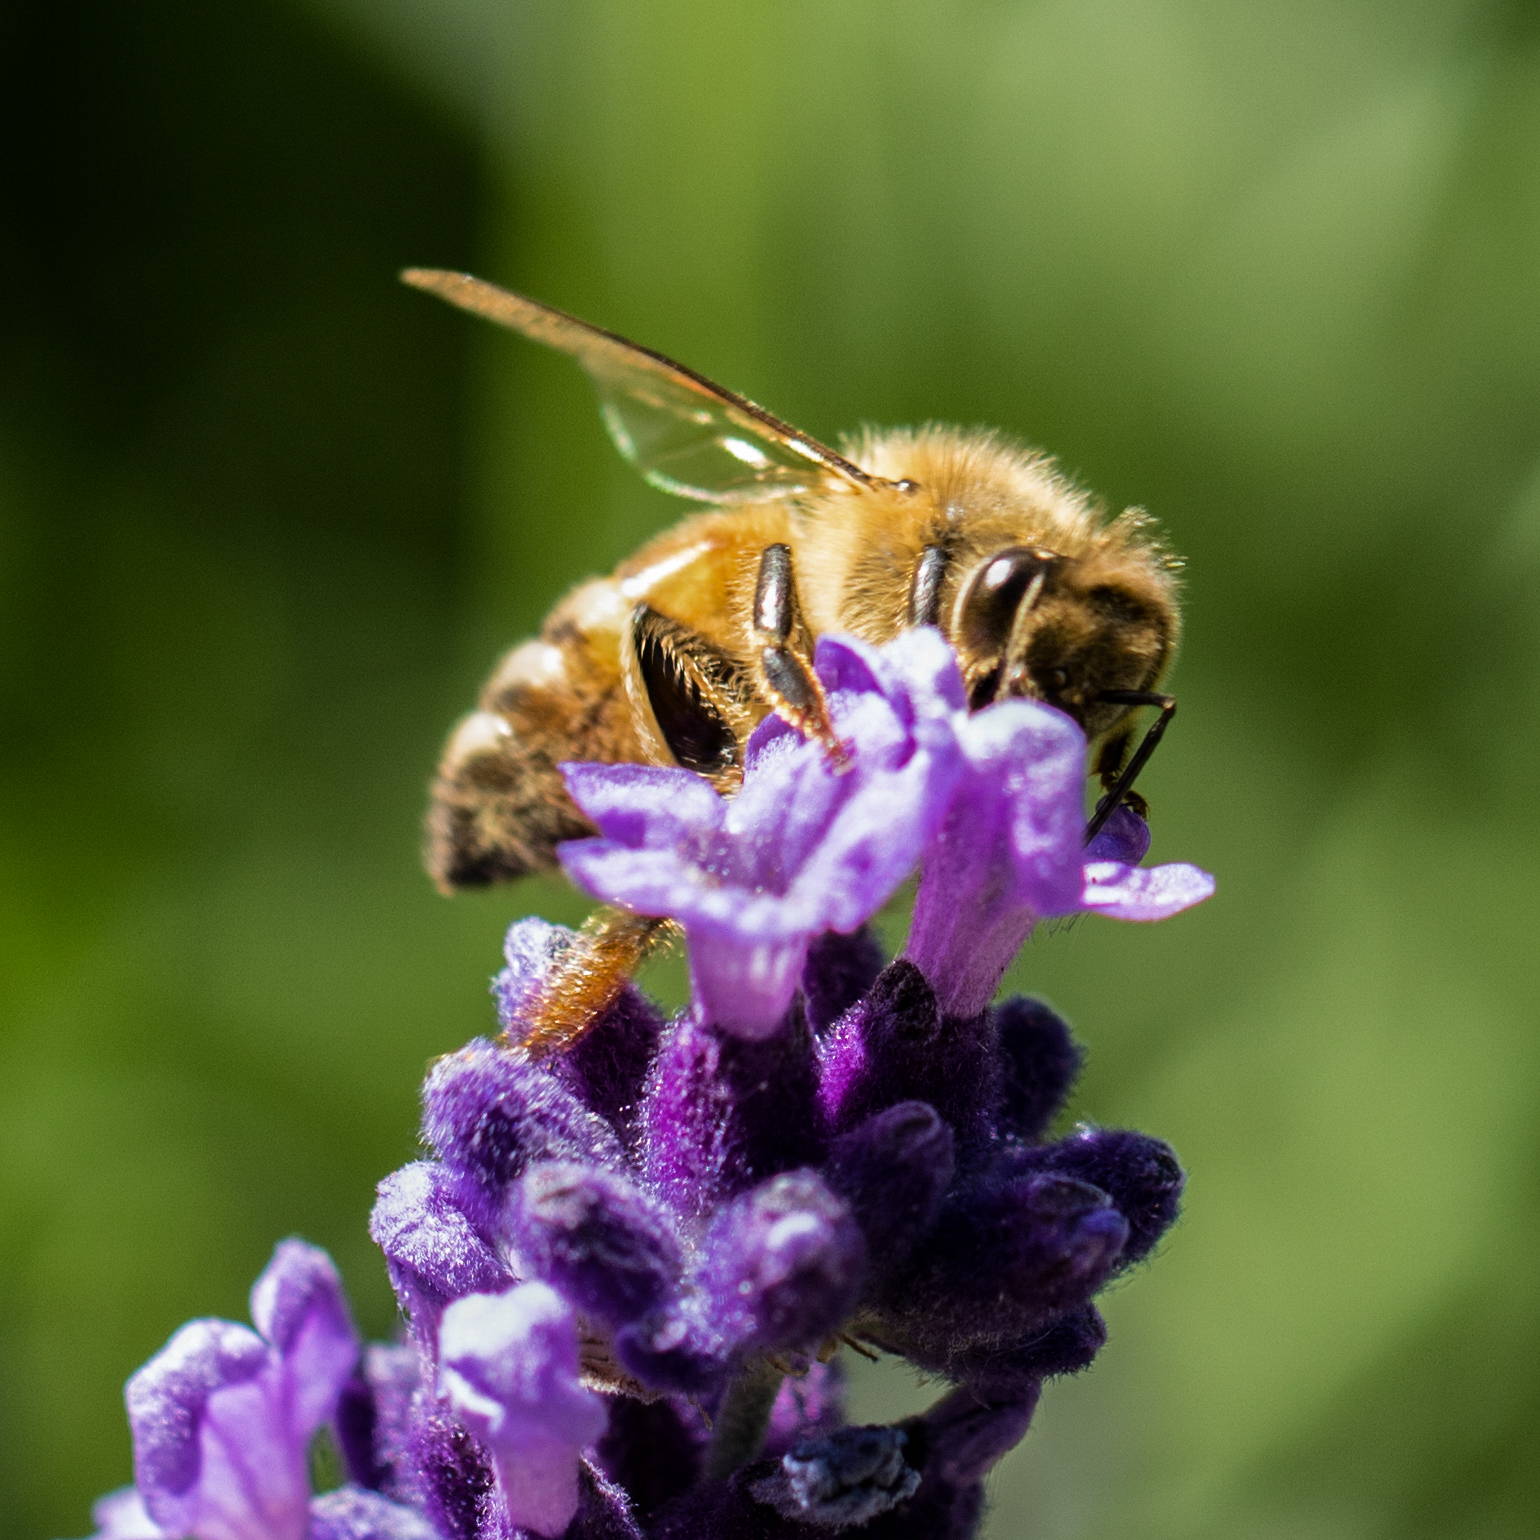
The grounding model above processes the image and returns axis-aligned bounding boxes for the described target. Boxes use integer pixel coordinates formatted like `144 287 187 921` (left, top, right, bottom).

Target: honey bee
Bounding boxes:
405 270 1181 1044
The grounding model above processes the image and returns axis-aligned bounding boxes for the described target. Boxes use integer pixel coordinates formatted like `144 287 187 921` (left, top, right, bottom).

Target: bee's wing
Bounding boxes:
403 269 876 503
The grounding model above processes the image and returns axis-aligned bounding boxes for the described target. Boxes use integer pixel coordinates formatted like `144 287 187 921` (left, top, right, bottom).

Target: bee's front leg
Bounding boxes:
751 543 847 764
1085 690 1177 843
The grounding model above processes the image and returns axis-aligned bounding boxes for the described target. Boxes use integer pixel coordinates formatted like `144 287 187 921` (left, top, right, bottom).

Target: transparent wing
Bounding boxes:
402 269 877 503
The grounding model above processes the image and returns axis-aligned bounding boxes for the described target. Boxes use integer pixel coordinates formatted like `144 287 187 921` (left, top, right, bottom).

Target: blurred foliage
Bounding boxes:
4 2 1538 1536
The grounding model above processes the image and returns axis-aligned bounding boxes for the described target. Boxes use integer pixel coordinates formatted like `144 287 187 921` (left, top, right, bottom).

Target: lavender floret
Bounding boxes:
96 1241 428 1540
437 1283 608 1538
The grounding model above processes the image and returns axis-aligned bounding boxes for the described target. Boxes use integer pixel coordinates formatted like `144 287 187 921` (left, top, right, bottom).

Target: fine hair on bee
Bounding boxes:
404 270 1182 1053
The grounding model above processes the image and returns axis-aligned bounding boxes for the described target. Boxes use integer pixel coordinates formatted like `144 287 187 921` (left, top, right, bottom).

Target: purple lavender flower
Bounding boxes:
437 1283 608 1536
559 630 965 1037
81 630 1213 1539
904 678 1213 1017
89 1240 431 1540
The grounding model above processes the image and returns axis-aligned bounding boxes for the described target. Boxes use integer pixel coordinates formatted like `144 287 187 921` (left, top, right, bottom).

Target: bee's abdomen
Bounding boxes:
426 583 638 892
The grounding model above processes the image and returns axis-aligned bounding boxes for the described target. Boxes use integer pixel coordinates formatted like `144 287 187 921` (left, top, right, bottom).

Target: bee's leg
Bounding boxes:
1085 690 1176 843
508 906 676 1058
507 609 747 1058
906 543 951 627
752 542 845 762
1092 730 1139 810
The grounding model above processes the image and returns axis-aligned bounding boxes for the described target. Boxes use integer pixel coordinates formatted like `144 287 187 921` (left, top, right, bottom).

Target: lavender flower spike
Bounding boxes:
80 627 1215 1540
438 1281 608 1538
560 629 963 1037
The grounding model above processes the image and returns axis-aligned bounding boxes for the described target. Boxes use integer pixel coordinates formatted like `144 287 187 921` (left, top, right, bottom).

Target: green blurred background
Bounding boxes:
5 2 1537 1535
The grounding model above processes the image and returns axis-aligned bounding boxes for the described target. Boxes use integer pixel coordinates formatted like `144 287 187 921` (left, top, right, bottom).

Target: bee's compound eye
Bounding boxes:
956 546 1059 656
1042 666 1070 694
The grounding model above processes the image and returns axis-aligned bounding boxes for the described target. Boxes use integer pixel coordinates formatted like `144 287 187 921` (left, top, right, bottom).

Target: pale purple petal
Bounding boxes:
908 691 1213 1014
562 762 724 851
306 1487 441 1540
86 1489 165 1540
559 840 706 919
249 1240 360 1439
1079 859 1216 919
438 1283 607 1538
686 930 808 1040
129 1320 310 1540
977 701 1086 917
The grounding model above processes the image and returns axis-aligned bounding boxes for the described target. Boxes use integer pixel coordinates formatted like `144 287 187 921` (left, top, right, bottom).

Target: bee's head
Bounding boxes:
952 546 1175 737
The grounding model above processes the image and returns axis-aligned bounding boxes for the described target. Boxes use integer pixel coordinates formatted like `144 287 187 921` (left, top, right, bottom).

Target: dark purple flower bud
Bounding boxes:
407 1399 497 1540
652 1443 982 1540
568 1463 646 1540
801 929 886 1034
560 631 964 1038
612 1304 724 1396
826 1101 954 1268
511 1160 681 1325
307 1486 441 1540
496 918 665 1141
883 1174 1127 1356
596 1398 706 1523
697 1171 867 1355
917 1384 1040 1486
336 1342 422 1499
422 1040 626 1224
437 1282 608 1538
370 1162 512 1338
948 1305 1108 1398
817 962 939 1129
818 962 1001 1161
993 995 1082 1141
640 1013 823 1225
1085 802 1151 864
752 1424 921 1529
125 1241 360 1540
1035 1126 1185 1265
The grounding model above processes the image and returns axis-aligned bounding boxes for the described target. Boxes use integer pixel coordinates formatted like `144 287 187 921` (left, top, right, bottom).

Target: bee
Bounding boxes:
405 270 1181 1046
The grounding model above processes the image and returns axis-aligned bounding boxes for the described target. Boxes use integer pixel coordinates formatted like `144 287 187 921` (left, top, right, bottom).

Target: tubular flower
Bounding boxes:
78 631 1211 1539
86 1241 432 1540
